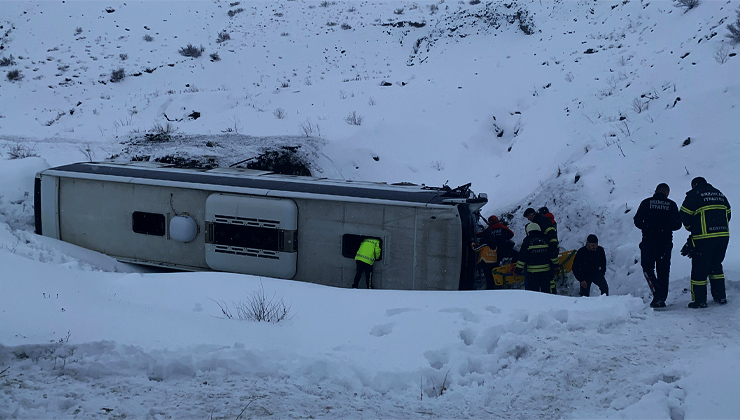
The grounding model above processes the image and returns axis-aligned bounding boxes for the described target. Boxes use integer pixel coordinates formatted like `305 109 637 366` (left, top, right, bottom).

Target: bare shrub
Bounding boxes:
326 21 337 27
216 31 230 43
727 6 740 45
273 107 286 119
714 44 730 64
300 119 322 137
79 144 95 162
110 67 125 83
142 34 154 42
429 4 439 14
631 97 648 114
368 96 377 106
344 111 364 126
221 116 242 134
210 283 293 323
75 27 83 35
178 44 204 57
6 143 38 159
6 69 22 82
210 52 221 62
0 55 16 67
119 53 128 61
674 0 699 12
341 23 352 30
394 7 405 15
145 122 177 142
469 0 481 4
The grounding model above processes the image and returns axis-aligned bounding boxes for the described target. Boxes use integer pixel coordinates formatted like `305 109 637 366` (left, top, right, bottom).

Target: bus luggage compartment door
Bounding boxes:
205 194 298 278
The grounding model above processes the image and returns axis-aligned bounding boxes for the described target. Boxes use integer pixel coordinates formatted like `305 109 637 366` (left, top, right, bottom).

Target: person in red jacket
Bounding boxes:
477 215 515 257
538 207 557 228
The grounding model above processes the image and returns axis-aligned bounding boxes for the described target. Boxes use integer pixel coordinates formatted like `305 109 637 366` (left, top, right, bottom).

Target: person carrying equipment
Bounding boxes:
515 223 558 294
524 207 559 259
473 215 515 289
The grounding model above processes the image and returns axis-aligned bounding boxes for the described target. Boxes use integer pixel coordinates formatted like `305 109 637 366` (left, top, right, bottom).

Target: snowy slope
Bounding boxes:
1 0 740 418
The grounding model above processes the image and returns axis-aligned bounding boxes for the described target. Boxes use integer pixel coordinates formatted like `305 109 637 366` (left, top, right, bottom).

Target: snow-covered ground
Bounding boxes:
1 0 739 418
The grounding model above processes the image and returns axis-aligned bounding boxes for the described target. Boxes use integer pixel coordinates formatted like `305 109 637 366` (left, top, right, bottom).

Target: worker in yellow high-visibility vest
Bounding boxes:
352 238 381 289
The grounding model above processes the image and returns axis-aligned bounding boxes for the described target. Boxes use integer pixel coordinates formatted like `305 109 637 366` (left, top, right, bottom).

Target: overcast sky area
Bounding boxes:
1 0 740 418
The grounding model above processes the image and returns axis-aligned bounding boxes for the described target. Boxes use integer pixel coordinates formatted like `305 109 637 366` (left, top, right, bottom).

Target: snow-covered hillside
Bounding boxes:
1 1 739 418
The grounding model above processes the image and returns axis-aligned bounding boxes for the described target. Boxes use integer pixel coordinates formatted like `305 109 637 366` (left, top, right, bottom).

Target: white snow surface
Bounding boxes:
1 0 739 418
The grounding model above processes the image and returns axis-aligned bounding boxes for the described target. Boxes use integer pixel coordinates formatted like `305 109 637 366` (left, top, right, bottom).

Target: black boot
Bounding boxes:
714 298 728 305
688 301 708 309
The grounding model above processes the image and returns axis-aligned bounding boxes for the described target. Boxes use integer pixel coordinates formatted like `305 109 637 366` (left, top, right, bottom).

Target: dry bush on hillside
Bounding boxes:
6 69 23 82
727 6 740 44
0 56 16 67
179 44 205 58
216 31 230 43
674 0 699 12
110 67 125 83
344 111 364 126
6 143 38 159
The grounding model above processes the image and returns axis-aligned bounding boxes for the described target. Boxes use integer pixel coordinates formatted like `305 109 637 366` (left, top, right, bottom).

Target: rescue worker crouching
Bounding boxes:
352 238 381 289
515 223 559 294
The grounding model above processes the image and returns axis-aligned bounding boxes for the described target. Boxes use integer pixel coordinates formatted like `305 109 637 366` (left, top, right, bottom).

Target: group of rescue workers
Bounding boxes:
470 176 731 308
349 176 730 308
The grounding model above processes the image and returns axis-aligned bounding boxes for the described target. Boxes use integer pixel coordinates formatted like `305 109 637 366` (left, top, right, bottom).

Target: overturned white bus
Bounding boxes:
34 161 487 290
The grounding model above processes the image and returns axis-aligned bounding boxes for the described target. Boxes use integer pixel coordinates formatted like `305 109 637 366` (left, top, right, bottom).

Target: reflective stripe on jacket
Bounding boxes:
473 244 498 264
680 184 731 240
516 233 557 273
355 239 381 265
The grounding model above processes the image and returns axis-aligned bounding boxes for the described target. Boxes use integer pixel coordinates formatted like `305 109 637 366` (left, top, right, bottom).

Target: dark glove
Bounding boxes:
680 237 695 258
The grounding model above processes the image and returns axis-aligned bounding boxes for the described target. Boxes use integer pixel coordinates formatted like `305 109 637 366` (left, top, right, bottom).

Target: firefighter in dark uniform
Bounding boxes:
516 223 559 294
633 183 682 308
680 177 731 308
524 207 559 258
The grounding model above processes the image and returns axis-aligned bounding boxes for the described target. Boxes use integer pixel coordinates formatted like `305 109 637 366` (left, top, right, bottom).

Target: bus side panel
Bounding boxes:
414 208 463 290
58 178 209 269
293 199 417 289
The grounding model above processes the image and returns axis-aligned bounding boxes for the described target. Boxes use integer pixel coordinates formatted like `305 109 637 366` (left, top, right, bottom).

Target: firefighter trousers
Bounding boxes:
640 241 673 302
690 237 729 303
524 271 556 294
